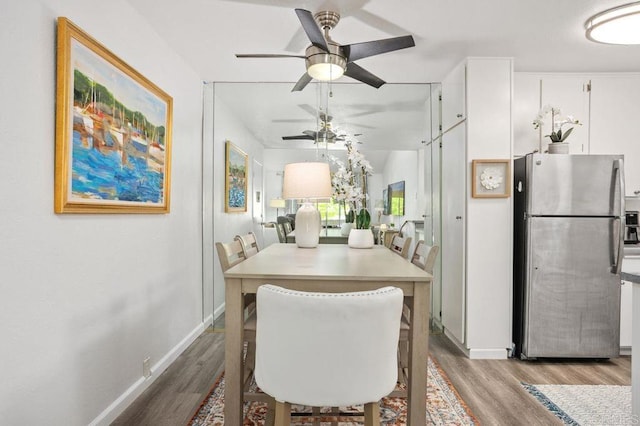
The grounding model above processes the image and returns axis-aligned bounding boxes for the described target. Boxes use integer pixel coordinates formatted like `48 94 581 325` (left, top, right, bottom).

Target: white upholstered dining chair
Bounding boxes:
254 284 404 425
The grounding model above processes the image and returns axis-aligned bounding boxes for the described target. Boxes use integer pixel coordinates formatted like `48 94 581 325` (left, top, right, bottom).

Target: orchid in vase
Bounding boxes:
329 140 373 230
533 105 581 143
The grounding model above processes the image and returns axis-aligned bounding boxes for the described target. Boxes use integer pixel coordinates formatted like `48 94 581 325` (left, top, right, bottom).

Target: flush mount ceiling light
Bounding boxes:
585 2 640 44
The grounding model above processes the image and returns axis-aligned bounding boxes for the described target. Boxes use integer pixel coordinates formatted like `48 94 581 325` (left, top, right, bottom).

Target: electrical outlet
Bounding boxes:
143 357 151 378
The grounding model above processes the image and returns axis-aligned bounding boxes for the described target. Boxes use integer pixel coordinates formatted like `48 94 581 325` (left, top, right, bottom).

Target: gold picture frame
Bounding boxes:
55 17 173 213
225 141 248 213
471 159 511 198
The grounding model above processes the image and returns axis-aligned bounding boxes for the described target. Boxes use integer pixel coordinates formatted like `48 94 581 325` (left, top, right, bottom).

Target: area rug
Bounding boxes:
522 383 631 426
190 357 477 425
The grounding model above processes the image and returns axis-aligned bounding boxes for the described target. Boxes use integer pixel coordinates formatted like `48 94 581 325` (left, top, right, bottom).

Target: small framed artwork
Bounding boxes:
472 159 511 198
54 18 173 213
225 141 248 212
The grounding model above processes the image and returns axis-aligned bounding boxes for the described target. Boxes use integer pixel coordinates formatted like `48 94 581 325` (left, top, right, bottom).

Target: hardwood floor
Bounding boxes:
429 333 631 425
113 321 631 425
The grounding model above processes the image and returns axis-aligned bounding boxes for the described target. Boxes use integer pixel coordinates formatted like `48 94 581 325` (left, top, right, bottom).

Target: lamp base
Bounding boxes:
295 202 321 248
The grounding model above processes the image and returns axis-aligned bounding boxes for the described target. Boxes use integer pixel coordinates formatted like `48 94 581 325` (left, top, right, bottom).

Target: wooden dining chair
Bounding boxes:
235 231 260 258
390 234 412 259
394 240 440 396
255 284 403 425
275 223 287 243
215 241 270 407
282 221 293 235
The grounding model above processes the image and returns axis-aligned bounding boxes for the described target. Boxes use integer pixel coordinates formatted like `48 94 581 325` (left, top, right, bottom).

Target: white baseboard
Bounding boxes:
621 346 632 356
442 328 508 359
213 302 225 321
467 348 508 359
203 313 214 327
89 321 207 426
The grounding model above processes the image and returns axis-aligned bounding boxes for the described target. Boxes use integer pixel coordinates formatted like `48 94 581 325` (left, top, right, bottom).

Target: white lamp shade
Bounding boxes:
269 198 286 208
282 162 332 200
586 2 640 44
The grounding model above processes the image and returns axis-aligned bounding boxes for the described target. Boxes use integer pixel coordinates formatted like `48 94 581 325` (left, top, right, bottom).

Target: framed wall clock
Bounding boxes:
471 159 511 198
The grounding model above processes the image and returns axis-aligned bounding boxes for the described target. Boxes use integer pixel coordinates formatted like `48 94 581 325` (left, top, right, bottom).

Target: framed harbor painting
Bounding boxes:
225 141 248 212
54 17 173 213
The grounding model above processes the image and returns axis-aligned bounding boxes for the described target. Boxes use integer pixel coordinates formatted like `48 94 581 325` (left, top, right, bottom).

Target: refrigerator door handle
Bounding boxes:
612 159 625 274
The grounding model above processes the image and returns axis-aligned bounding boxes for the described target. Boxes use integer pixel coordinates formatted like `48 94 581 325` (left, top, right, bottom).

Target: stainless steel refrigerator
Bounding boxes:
513 153 625 359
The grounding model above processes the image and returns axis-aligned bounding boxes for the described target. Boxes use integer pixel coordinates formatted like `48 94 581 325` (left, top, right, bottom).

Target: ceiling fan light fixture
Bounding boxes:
585 2 640 44
308 63 345 81
305 44 346 81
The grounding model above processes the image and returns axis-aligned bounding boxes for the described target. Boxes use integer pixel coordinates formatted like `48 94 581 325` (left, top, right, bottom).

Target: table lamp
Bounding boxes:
269 198 286 217
282 162 332 248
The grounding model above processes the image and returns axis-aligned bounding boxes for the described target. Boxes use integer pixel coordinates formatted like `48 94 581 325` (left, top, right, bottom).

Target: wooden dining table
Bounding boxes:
223 243 432 425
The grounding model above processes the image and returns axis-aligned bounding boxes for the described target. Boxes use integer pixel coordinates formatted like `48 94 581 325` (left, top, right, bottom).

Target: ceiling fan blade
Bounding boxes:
302 130 317 137
343 35 415 62
344 63 385 89
295 9 329 51
282 135 315 140
292 73 313 92
235 54 306 59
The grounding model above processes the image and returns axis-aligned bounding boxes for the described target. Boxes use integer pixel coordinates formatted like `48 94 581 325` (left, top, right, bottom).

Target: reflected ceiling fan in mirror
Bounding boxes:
236 9 415 92
282 114 363 144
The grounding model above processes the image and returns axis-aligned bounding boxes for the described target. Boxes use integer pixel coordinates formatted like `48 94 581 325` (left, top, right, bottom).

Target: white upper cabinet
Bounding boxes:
540 76 590 154
589 75 640 196
515 74 590 156
513 74 541 156
441 61 466 133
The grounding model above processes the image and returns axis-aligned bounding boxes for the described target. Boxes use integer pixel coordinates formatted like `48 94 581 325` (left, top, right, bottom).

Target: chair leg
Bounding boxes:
331 406 340 426
274 401 291 426
364 402 380 426
261 397 275 426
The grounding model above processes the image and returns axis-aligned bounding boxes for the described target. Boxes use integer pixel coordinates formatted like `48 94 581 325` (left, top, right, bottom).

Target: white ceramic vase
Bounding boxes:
340 222 353 236
548 142 569 154
348 228 374 249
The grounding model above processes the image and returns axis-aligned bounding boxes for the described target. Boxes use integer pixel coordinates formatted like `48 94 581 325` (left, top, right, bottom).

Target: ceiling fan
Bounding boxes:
236 8 415 92
282 113 362 143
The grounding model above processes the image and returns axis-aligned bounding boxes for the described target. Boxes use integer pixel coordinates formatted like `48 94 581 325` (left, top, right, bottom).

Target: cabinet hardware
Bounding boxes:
456 114 463 118
455 216 462 220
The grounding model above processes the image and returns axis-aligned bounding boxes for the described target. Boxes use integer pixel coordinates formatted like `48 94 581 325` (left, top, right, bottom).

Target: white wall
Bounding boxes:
0 1 204 424
208 85 264 317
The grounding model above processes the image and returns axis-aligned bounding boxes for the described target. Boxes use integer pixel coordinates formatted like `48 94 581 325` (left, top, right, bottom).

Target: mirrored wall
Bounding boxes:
204 81 443 330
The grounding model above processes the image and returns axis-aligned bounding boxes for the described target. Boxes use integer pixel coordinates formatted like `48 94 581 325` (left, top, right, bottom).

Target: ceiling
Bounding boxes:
127 0 640 166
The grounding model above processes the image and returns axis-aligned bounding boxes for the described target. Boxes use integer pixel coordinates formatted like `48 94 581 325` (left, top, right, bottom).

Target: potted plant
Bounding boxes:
330 141 374 247
533 105 581 154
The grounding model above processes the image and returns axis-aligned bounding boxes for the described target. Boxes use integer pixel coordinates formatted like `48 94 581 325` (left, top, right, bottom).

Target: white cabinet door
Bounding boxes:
441 62 466 133
540 76 590 154
441 123 466 344
431 83 442 143
514 74 542 156
589 76 640 196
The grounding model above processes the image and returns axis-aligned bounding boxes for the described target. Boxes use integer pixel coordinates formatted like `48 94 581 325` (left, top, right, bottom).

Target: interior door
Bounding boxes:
441 123 466 344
